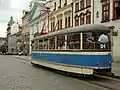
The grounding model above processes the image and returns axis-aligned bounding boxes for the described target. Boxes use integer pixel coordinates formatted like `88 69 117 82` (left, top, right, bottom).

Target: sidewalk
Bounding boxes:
112 63 120 76
12 55 120 76
12 55 31 61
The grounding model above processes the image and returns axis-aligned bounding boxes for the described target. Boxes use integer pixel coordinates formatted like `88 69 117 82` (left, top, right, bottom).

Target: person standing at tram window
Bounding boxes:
86 32 94 49
98 32 109 49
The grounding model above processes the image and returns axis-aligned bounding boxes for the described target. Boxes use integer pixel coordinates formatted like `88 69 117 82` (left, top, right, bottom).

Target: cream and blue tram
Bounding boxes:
31 24 112 75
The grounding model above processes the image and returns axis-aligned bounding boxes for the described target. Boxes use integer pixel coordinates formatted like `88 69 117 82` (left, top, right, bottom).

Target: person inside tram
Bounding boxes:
98 32 109 49
61 41 69 49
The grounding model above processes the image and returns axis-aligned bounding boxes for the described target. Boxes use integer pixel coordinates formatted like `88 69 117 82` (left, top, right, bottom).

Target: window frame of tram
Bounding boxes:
82 32 111 50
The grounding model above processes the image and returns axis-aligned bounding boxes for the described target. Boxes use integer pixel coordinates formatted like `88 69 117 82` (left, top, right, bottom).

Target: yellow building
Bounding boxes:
49 0 73 32
21 10 30 54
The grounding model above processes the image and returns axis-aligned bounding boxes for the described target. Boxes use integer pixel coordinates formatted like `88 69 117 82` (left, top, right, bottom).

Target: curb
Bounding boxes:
13 57 31 62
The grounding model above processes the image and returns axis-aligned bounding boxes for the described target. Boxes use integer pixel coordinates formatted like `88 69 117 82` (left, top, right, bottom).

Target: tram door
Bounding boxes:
108 26 114 62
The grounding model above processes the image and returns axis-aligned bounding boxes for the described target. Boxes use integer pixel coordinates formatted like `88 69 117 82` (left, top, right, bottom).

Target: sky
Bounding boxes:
0 0 31 37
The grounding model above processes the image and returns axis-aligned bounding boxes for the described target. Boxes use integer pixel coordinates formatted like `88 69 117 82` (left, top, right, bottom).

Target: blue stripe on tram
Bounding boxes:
32 52 111 68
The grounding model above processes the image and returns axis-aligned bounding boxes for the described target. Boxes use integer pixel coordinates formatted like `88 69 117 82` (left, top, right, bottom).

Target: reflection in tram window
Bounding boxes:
49 37 55 49
39 40 43 50
83 32 97 49
44 39 48 49
35 40 39 50
67 33 80 49
57 35 65 49
31 40 35 50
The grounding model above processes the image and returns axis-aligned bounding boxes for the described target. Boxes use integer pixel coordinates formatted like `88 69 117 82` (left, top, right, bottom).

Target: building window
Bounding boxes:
53 22 55 31
75 2 79 12
58 20 60 30
68 17 71 27
80 0 84 10
51 22 55 31
75 14 79 26
101 0 110 22
60 19 62 29
65 18 67 28
113 0 120 19
51 22 53 31
58 0 61 8
86 11 91 24
86 0 91 7
80 13 84 25
65 0 67 5
54 2 56 10
96 11 99 18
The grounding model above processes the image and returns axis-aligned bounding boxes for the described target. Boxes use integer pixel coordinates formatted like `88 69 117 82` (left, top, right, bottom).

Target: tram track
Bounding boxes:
93 74 120 82
85 80 119 90
51 71 120 90
48 70 120 90
83 74 120 90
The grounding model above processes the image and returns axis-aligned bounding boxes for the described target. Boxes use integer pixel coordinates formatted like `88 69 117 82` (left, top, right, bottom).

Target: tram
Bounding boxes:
31 24 113 75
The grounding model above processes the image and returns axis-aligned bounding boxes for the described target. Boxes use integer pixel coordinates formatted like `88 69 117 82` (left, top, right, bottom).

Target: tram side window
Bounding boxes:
49 37 55 49
31 40 35 50
39 40 43 50
57 35 65 49
44 39 48 50
83 32 99 49
67 33 80 49
35 40 39 50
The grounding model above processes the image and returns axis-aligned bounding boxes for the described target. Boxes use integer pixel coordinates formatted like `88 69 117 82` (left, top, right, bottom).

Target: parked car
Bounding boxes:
18 51 27 56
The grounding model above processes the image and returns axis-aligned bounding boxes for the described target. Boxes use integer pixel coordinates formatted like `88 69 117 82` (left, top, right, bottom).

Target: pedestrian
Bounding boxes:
98 33 109 49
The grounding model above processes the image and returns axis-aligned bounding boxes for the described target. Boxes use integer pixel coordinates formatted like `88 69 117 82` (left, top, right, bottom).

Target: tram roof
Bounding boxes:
34 24 110 40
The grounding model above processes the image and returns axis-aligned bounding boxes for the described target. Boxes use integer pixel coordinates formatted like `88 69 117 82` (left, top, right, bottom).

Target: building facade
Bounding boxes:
29 1 50 54
0 37 6 47
8 23 22 54
49 0 73 32
6 17 15 52
0 37 7 54
21 10 30 55
93 0 120 59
